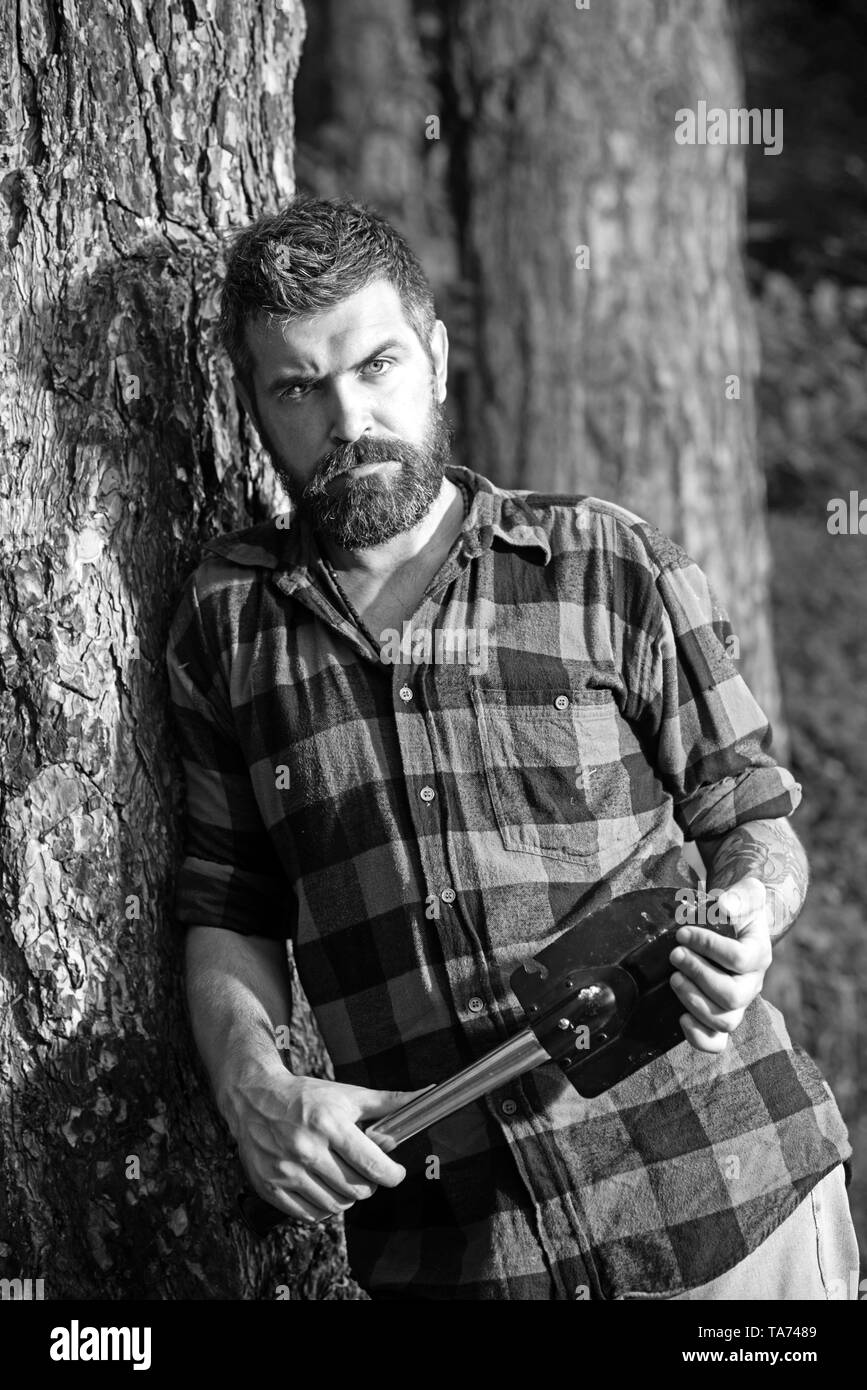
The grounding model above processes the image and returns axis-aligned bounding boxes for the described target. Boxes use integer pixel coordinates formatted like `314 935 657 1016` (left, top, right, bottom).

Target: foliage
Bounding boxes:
756 268 867 1258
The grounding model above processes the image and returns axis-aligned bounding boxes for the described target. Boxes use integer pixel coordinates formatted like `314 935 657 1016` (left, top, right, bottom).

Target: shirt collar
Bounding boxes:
200 464 552 587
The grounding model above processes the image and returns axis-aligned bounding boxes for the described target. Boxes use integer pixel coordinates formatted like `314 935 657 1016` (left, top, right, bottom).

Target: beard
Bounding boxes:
266 391 453 551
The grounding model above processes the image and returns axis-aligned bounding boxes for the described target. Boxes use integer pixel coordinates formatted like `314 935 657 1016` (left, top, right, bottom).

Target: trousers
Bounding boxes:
663 1163 861 1301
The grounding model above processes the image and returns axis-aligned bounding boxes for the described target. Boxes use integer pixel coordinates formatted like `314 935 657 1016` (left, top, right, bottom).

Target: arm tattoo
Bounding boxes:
696 818 809 942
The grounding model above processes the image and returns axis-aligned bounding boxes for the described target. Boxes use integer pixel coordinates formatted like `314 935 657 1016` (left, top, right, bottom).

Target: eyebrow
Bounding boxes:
265 338 407 393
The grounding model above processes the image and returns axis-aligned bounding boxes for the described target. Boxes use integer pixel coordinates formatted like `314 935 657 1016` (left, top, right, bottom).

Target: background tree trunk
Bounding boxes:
293 0 470 375
295 0 442 254
0 0 355 1299
445 0 783 740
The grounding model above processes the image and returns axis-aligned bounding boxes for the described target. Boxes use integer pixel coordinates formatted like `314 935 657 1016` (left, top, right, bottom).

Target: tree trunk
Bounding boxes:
446 0 783 739
293 0 464 355
0 0 355 1300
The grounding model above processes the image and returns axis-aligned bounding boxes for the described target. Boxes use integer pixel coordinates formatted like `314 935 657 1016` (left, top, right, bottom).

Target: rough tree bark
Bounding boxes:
0 0 355 1299
445 0 782 738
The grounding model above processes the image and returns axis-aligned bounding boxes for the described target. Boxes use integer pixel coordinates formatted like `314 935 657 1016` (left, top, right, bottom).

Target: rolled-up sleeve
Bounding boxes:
165 571 293 939
630 532 801 841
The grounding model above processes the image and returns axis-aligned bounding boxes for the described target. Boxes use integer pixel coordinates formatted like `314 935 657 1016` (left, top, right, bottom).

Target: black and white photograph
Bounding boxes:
1 0 865 1357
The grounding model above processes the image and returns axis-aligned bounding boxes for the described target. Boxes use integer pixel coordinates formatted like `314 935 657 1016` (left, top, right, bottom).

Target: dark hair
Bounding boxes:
217 195 437 390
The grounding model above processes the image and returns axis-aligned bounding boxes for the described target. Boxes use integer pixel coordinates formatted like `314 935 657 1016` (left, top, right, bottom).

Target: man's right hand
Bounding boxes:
221 1062 414 1224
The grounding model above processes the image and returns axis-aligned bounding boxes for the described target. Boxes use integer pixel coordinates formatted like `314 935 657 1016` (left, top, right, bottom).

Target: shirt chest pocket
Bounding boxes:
469 686 635 864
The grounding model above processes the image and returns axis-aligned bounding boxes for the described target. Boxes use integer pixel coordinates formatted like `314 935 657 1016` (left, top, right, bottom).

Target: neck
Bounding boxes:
318 475 464 581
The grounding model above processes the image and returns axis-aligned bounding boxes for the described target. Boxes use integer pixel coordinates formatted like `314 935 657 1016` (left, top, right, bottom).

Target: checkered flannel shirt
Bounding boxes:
166 463 850 1300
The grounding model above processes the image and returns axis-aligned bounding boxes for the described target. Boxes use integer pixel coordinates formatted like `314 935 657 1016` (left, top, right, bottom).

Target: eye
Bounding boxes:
278 382 316 401
363 358 393 377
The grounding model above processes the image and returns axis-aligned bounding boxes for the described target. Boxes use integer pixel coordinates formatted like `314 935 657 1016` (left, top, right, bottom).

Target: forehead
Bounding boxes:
244 279 417 375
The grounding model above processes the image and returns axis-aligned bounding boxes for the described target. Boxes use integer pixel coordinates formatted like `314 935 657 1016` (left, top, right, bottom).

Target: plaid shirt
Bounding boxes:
166 464 850 1300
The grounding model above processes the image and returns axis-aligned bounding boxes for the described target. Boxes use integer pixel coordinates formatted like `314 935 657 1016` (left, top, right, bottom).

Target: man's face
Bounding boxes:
236 279 451 550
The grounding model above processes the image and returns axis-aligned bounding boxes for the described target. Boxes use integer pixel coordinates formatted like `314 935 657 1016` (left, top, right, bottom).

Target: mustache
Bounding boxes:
309 435 422 489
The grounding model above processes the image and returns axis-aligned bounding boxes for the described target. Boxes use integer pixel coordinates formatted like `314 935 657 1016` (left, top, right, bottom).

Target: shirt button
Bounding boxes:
501 1099 517 1117
554 694 570 711
419 786 436 802
468 996 485 1014
399 686 413 702
441 887 456 903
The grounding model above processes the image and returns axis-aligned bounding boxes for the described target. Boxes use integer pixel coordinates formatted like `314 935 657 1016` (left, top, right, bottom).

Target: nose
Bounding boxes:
328 378 374 446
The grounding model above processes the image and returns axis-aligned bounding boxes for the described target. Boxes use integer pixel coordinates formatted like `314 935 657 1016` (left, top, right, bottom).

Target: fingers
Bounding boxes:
252 1154 375 1226
257 1174 344 1225
353 1086 431 1121
677 1010 731 1054
263 1110 406 1220
669 943 760 1011
330 1121 407 1189
675 876 772 963
672 892 772 1007
671 877 771 1048
324 1084 427 1184
312 1149 379 1203
264 1191 326 1224
670 969 746 1034
275 1166 358 1217
239 1079 415 1228
240 1135 392 1229
673 921 769 973
288 1090 408 1189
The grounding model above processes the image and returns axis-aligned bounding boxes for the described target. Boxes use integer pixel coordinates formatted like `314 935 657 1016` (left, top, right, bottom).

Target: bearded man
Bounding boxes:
165 196 856 1301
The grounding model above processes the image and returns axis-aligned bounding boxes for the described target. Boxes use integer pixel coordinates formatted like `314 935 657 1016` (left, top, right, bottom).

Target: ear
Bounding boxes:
430 320 448 404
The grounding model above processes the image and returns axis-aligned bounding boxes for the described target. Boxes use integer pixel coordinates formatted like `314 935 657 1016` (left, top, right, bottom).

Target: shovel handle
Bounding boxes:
239 1026 547 1236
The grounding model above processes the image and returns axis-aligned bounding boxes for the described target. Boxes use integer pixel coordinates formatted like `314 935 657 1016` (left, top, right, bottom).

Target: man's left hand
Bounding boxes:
670 876 773 1053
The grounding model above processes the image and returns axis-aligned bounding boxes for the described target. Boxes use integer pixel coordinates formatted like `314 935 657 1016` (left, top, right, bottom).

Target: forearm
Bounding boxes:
696 817 809 943
185 925 293 1129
